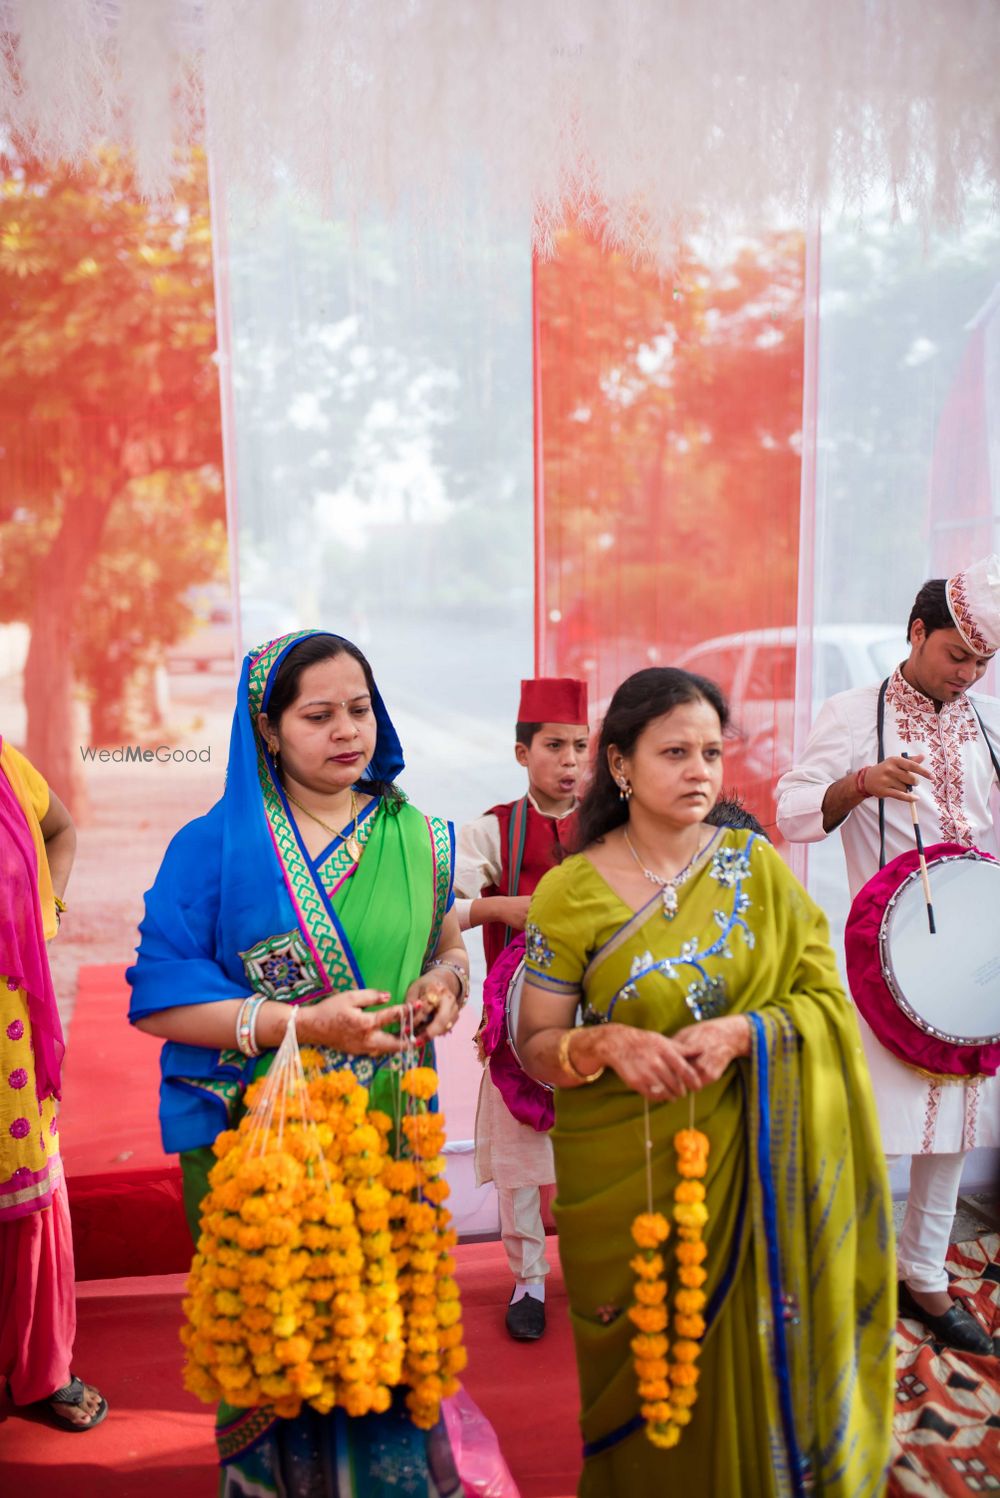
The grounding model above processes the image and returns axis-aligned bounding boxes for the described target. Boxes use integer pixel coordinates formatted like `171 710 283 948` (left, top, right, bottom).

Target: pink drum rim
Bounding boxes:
845 841 1000 1079
480 933 555 1132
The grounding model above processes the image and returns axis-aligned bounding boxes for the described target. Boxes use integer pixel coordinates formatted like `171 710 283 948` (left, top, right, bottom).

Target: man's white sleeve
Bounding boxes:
453 814 503 931
775 696 854 845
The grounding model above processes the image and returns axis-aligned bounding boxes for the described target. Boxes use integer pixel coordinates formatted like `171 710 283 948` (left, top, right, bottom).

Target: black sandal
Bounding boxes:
35 1375 109 1432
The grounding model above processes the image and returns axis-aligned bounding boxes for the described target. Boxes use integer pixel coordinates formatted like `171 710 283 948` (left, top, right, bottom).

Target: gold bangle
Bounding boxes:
558 1028 604 1085
54 895 67 913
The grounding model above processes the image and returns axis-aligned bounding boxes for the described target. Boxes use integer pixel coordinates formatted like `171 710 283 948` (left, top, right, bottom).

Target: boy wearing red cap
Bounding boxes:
454 678 589 1341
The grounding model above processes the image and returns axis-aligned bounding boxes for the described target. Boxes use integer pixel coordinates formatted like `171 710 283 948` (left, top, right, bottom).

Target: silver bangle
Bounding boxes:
236 997 255 1056
236 995 267 1057
248 996 268 1057
422 958 469 1007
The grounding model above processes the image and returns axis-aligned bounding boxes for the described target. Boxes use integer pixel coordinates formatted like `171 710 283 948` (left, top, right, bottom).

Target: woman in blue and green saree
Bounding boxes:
518 668 895 1497
127 630 474 1497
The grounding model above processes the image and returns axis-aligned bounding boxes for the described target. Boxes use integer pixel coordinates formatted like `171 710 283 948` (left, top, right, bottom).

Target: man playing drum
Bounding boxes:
453 678 589 1341
777 556 1000 1354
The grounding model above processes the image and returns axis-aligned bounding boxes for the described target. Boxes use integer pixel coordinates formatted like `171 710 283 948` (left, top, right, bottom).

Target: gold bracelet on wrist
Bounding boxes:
558 1028 605 1085
422 958 469 1008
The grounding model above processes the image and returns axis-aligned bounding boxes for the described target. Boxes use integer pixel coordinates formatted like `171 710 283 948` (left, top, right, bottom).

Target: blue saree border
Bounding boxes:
749 1011 808 1498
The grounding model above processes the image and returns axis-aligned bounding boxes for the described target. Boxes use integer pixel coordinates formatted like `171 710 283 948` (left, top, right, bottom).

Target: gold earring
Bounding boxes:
617 776 632 801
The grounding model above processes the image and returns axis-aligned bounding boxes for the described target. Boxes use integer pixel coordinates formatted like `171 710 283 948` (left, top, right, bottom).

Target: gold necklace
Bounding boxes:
286 787 362 863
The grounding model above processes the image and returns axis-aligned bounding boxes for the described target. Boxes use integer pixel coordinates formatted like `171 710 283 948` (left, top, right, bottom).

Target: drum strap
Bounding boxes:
876 676 1000 870
968 701 1000 786
876 677 889 869
502 795 530 947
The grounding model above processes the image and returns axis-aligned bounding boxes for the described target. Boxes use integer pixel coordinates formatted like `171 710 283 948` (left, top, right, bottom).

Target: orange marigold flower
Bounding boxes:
631 1213 670 1249
627 1305 668 1333
634 1281 667 1306
672 1202 709 1230
629 1253 665 1281
400 1067 439 1101
631 1333 669 1359
674 1313 706 1339
671 1339 701 1364
384 1161 419 1193
674 1288 706 1315
678 1266 708 1289
640 1400 674 1424
673 1127 709 1157
670 1363 701 1387
674 1180 706 1204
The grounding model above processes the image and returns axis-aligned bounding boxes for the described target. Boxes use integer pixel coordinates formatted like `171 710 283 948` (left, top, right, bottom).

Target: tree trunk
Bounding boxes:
24 485 116 820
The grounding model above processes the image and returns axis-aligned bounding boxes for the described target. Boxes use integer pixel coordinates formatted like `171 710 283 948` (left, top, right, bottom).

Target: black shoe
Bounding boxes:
897 1280 994 1356
505 1294 546 1341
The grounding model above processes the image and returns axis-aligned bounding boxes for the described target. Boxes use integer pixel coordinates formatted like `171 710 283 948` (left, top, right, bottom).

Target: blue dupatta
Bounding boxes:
127 630 451 1153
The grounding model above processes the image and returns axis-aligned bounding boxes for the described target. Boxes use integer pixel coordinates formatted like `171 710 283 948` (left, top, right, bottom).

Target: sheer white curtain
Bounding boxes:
212 186 535 1234
802 192 1000 1191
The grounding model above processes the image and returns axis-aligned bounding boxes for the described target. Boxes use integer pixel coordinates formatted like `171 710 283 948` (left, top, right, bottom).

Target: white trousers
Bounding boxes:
890 1151 966 1294
497 1185 550 1284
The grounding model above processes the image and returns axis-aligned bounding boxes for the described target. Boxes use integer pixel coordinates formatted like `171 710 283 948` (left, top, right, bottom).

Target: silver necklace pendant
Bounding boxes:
662 884 679 918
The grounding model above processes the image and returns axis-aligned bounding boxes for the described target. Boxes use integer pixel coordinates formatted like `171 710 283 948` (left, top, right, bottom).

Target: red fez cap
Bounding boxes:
517 677 589 724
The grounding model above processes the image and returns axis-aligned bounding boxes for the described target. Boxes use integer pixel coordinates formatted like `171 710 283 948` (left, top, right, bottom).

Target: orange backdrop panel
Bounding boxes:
534 222 806 835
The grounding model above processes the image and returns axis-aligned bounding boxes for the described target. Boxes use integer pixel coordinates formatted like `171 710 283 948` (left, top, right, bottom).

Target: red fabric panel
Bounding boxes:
67 1165 192 1282
534 223 807 837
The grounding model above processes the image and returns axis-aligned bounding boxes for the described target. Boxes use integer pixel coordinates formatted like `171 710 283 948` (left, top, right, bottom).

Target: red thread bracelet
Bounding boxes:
856 766 870 797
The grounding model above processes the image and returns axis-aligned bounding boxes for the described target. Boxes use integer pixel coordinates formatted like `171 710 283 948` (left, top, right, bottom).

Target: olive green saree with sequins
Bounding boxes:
525 830 895 1497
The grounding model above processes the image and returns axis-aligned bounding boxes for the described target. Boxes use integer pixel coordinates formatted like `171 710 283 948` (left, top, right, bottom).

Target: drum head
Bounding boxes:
882 853 1000 1045
505 959 554 1092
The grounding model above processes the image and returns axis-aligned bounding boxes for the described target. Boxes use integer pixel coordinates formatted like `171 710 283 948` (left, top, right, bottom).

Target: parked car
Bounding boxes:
675 625 904 831
587 624 904 836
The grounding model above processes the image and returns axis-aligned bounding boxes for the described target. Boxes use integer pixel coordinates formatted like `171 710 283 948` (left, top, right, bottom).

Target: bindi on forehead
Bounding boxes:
299 694 371 709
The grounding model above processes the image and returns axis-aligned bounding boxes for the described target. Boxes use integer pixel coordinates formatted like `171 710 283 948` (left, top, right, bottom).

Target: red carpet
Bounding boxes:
61 966 192 1280
0 1240 581 1498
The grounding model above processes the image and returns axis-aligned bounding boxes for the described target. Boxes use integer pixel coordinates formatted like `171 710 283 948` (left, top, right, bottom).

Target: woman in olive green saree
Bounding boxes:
519 668 895 1497
128 631 471 1497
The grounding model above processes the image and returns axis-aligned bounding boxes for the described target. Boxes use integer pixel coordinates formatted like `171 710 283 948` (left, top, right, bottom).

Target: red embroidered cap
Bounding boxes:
946 553 1000 657
517 677 589 725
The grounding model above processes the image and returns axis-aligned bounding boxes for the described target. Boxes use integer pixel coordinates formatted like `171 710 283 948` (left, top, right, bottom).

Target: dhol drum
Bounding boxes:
845 841 1000 1078
504 958 554 1094
479 933 555 1132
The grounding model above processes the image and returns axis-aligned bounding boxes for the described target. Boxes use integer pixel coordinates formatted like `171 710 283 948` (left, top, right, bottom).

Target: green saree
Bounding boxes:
181 798 460 1496
524 829 895 1497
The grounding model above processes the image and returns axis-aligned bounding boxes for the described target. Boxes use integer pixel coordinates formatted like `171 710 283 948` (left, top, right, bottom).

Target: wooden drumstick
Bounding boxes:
902 751 936 935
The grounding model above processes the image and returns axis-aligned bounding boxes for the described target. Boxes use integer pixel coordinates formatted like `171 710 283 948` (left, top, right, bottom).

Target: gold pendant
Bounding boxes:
343 835 362 863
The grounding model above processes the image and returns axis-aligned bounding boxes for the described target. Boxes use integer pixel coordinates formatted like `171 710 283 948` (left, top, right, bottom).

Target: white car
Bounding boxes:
671 624 905 833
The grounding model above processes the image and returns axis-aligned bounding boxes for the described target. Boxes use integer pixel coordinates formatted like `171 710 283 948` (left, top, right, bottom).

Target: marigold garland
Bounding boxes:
181 1040 465 1432
629 1122 710 1449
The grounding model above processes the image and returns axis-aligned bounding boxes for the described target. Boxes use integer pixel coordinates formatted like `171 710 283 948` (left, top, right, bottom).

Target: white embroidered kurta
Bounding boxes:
776 667 1000 1155
454 795 572 1191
